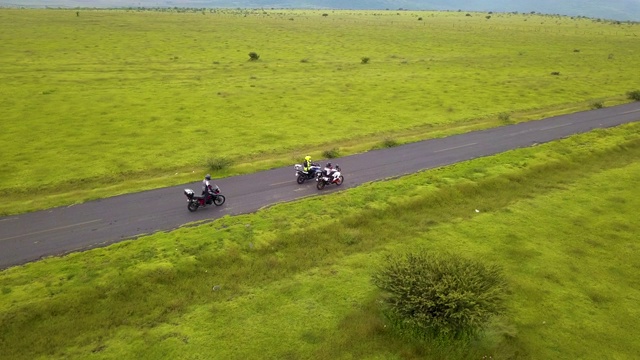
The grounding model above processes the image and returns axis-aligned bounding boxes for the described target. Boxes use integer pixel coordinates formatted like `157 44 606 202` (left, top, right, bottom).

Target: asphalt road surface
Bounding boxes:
1 103 639 269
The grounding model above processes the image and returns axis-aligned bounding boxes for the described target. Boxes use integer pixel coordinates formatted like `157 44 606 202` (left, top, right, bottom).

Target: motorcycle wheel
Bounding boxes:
296 175 305 184
316 180 326 190
213 195 226 206
335 175 344 186
187 201 199 212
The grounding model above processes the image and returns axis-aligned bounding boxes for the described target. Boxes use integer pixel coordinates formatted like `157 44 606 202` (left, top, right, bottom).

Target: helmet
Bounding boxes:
205 174 211 180
326 162 332 168
305 156 311 161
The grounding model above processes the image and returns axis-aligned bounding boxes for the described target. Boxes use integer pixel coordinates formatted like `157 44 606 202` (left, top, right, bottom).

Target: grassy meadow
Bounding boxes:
1 8 639 214
1 122 639 359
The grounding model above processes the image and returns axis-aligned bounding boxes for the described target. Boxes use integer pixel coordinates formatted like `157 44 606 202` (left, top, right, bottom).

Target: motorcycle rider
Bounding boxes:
303 155 318 178
202 174 217 204
323 162 338 182
303 156 312 173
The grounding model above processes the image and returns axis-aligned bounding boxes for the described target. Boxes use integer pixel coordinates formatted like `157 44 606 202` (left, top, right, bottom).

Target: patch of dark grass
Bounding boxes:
498 113 513 124
627 90 640 101
322 148 340 159
591 101 604 109
586 289 612 305
206 156 233 171
381 138 399 148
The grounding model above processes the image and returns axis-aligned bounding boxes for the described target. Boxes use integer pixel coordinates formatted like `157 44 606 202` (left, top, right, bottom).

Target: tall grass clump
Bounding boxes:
382 137 399 148
498 112 512 124
322 147 340 158
627 90 640 101
206 156 233 171
373 252 507 342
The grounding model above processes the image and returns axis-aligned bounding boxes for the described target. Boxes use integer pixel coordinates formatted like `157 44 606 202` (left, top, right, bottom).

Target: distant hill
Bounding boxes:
3 0 639 21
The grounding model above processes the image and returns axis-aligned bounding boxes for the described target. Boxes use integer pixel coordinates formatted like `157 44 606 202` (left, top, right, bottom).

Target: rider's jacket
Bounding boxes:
202 179 213 193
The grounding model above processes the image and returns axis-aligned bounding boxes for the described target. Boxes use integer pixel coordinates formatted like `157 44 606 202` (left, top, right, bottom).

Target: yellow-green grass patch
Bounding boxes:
1 123 639 359
1 9 639 214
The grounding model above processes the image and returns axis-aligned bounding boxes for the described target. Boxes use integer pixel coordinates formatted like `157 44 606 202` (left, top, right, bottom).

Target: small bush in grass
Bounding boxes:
591 101 604 109
382 138 399 148
361 57 370 64
248 52 260 61
627 90 640 101
322 148 340 159
372 251 508 341
498 112 512 124
206 156 233 171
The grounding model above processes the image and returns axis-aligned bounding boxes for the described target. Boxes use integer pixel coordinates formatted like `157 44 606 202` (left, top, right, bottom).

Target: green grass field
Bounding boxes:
1 9 639 214
1 123 639 359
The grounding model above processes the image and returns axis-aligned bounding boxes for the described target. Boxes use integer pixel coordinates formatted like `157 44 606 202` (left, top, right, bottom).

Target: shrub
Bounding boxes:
206 156 233 171
372 252 508 340
591 101 604 109
248 52 260 61
627 90 640 101
322 148 340 159
498 112 512 124
382 138 399 148
361 57 370 64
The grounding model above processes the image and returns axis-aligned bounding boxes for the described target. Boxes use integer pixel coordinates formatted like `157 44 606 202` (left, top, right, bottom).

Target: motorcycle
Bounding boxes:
294 162 321 184
316 165 344 190
184 186 225 212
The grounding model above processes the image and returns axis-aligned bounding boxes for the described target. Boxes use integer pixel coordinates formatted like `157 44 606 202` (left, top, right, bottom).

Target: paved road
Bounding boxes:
1 103 639 269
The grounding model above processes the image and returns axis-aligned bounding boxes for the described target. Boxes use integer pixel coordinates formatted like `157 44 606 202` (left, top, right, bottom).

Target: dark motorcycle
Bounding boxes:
184 186 225 212
316 165 344 190
294 163 321 184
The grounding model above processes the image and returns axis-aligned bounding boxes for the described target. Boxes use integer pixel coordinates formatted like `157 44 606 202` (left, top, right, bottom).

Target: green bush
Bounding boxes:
382 138 399 148
248 52 260 61
498 112 512 124
206 156 233 171
322 147 340 159
372 252 508 340
361 57 370 64
627 90 640 101
591 101 604 109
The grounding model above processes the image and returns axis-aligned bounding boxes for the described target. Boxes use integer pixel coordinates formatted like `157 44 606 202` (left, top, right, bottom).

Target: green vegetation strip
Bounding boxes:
1 9 639 214
1 123 639 359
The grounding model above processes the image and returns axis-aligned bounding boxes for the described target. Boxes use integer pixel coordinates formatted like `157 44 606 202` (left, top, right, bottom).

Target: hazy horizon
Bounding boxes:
2 0 639 21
